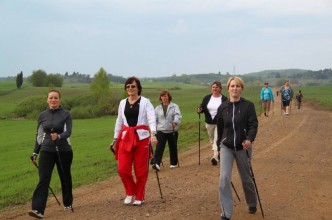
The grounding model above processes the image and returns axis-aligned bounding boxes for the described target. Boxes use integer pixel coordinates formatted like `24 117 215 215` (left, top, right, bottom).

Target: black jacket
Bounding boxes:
216 98 258 151
200 94 228 124
34 106 72 154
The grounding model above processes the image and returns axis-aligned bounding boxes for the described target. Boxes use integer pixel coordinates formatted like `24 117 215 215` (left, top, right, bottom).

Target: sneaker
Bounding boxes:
248 206 257 214
170 164 178 169
28 210 44 219
221 217 230 220
132 200 144 206
64 205 73 211
152 164 160 171
124 195 133 205
211 157 218 166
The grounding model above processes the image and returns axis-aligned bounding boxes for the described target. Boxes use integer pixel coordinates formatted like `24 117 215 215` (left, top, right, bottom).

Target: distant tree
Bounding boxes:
90 67 110 98
47 73 64 87
29 69 47 87
16 71 23 89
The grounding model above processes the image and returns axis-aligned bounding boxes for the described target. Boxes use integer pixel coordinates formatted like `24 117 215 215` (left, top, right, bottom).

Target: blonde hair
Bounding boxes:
226 76 245 90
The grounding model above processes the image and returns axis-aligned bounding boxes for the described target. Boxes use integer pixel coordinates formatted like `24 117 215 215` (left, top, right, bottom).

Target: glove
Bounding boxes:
30 153 38 163
109 139 116 155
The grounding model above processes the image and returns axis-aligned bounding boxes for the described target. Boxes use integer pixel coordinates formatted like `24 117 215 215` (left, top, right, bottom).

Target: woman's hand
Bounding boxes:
51 132 58 141
242 140 252 150
150 136 158 146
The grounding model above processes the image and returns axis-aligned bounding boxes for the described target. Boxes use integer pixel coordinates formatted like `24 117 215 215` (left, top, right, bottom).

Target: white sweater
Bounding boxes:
114 96 156 140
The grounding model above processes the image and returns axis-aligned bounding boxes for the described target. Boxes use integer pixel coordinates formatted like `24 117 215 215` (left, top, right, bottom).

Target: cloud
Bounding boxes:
169 19 190 34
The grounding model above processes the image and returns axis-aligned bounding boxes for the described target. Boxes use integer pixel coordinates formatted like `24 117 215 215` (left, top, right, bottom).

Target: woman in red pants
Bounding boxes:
110 76 157 206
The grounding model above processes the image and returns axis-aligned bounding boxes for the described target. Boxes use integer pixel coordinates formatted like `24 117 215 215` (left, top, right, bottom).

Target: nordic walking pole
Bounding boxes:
198 112 201 165
244 129 264 218
246 150 264 218
172 127 180 167
149 143 163 199
33 163 61 205
52 129 74 212
231 181 241 202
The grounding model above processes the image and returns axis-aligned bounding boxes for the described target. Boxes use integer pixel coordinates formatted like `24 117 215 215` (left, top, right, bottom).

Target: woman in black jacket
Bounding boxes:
29 90 73 219
216 77 258 220
197 81 227 165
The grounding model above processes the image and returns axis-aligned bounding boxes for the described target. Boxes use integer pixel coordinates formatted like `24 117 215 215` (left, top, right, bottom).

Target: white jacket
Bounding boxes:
155 102 182 133
114 96 156 140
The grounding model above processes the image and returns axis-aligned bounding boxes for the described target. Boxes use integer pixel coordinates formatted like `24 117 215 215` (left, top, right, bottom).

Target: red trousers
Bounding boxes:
117 137 150 201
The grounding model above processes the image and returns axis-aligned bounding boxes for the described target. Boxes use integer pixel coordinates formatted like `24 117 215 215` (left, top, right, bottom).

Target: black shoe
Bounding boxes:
150 158 155 165
28 210 44 219
221 217 230 220
211 157 218 166
152 164 160 171
248 206 257 214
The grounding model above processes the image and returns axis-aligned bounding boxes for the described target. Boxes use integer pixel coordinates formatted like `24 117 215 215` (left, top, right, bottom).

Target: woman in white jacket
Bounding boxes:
152 90 182 171
110 76 157 206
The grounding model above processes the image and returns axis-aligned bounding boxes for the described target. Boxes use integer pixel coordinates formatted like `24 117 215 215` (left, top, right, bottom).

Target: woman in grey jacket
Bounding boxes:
152 90 182 171
216 77 258 220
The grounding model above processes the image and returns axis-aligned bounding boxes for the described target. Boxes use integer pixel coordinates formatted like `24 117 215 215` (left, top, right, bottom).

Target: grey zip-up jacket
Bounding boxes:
216 98 258 151
155 102 182 133
34 106 72 154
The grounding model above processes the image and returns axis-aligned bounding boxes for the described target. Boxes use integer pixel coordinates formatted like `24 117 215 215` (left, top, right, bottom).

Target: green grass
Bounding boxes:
1 82 331 210
296 86 332 110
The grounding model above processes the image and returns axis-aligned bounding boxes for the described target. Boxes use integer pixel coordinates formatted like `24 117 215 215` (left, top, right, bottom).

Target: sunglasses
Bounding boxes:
126 85 137 89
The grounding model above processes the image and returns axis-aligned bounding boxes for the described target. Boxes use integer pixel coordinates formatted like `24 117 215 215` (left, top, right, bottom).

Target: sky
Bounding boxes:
1 0 331 78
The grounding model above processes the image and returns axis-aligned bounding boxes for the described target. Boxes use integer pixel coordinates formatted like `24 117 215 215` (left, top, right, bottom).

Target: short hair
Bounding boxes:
226 76 244 90
48 89 61 98
159 90 172 102
124 76 142 95
211 81 222 89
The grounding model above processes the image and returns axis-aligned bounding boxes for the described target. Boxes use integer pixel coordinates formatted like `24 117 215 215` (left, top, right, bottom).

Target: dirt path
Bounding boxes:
1 98 332 220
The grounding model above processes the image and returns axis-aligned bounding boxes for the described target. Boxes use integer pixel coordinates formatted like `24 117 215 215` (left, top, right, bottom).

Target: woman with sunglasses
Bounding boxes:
260 82 274 117
110 76 157 206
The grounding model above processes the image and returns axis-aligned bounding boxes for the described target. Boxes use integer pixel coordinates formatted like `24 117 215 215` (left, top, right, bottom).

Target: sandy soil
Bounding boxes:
1 97 331 220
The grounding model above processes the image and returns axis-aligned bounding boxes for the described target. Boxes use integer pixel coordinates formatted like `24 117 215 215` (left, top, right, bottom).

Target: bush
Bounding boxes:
14 96 47 119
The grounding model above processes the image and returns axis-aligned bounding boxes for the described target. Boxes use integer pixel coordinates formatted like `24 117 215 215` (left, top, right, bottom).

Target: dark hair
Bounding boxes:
211 81 222 89
48 89 61 98
124 76 142 95
159 90 172 102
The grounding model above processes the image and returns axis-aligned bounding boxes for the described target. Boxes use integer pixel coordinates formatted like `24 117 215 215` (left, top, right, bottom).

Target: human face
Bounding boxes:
228 80 242 101
160 94 170 105
126 81 138 96
47 91 60 109
211 84 221 96
264 83 268 87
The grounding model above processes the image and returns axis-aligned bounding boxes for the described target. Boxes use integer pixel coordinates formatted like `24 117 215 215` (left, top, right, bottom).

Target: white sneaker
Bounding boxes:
124 195 133 205
64 205 73 211
28 210 44 219
170 165 178 168
152 164 160 171
133 200 144 206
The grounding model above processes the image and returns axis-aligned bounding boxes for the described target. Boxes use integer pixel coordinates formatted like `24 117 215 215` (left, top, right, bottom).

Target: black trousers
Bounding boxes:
32 150 73 214
154 131 178 166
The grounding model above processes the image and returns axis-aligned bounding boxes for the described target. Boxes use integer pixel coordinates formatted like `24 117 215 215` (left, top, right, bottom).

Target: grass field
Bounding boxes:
1 81 331 210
